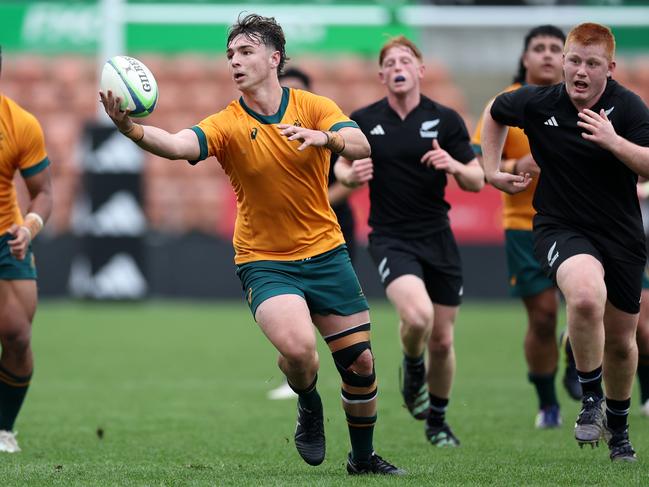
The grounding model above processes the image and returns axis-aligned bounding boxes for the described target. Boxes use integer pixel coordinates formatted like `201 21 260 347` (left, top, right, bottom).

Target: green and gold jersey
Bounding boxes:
0 94 50 234
192 87 357 264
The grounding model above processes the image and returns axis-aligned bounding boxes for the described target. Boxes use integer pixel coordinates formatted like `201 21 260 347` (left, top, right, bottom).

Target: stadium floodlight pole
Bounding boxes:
98 0 126 122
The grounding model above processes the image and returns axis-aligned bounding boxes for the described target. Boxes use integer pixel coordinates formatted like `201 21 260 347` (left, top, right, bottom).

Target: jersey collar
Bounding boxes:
239 87 290 124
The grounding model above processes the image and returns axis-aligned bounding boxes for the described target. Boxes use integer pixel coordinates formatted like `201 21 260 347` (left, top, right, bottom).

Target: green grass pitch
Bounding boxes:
0 300 647 486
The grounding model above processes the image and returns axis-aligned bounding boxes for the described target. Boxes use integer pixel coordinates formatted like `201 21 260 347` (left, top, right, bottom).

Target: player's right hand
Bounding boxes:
487 170 532 195
7 224 30 261
99 90 133 132
346 158 373 187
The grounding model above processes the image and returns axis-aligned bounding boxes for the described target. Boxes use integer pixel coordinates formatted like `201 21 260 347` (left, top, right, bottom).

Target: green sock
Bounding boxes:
0 365 32 431
346 413 376 462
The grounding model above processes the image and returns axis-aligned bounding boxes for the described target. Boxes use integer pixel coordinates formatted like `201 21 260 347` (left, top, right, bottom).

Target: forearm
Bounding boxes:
328 181 354 205
334 128 370 160
454 162 485 192
610 137 649 179
123 124 198 160
333 158 357 187
26 191 53 224
481 111 509 181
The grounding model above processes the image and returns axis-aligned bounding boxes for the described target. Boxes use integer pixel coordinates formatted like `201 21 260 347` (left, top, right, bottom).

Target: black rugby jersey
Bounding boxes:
491 79 649 262
351 96 475 239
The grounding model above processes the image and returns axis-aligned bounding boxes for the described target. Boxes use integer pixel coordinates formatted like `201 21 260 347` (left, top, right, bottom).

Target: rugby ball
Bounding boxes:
100 55 158 118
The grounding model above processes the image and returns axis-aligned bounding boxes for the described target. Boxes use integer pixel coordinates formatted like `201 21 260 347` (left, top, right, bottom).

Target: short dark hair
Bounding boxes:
279 68 311 90
512 25 565 84
227 13 288 74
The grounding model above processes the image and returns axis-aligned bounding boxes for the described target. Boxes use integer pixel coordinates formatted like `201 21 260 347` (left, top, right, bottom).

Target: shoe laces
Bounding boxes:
577 394 602 424
369 453 398 473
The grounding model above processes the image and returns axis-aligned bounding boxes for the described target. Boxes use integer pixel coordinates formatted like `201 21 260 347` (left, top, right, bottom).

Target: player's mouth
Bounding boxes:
233 72 246 82
393 75 407 84
573 80 588 92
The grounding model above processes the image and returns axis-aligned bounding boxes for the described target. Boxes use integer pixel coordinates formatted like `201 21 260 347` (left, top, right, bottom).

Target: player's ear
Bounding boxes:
269 50 280 70
607 60 616 78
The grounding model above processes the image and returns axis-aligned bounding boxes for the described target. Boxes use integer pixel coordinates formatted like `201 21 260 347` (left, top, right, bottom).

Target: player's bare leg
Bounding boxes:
0 280 37 453
522 289 562 428
255 295 324 465
556 255 607 448
386 275 433 420
425 303 460 446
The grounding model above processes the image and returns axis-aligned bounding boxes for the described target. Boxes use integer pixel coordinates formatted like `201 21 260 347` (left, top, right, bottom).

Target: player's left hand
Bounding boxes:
7 224 30 261
487 170 533 195
277 124 327 151
577 108 619 151
420 139 461 174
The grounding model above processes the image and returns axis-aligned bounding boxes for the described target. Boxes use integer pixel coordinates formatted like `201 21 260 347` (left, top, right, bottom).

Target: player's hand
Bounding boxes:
7 224 31 261
420 139 461 174
487 170 532 195
345 158 373 187
99 90 133 133
515 154 540 177
277 124 326 151
577 108 619 151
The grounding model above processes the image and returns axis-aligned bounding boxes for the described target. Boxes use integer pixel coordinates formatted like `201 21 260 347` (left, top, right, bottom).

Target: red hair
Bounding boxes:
565 23 615 61
378 35 422 66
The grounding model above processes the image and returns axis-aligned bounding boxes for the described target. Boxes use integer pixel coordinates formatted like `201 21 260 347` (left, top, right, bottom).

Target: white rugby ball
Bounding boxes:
100 55 158 118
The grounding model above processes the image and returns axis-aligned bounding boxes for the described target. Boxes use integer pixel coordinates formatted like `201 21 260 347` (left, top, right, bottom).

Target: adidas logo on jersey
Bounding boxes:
370 124 385 135
544 116 559 127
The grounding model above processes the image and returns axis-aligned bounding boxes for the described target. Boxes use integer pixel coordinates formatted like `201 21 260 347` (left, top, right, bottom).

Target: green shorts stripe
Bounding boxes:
236 245 368 318
0 234 37 280
505 229 552 298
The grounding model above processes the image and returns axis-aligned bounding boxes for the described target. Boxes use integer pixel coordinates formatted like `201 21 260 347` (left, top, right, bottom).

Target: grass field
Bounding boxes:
0 300 647 486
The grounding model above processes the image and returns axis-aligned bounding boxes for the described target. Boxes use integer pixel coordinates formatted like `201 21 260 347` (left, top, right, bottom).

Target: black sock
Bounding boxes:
576 366 603 399
347 413 376 462
0 365 32 431
427 394 448 428
605 397 630 431
637 354 649 403
528 372 559 409
289 375 322 412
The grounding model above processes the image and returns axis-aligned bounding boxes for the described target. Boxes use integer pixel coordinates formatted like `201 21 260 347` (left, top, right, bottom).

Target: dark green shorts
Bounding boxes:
236 245 369 318
0 234 37 280
505 229 552 298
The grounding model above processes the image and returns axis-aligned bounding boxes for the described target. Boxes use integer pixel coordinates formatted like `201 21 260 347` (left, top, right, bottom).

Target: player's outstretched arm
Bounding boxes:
333 156 373 188
481 102 531 194
8 166 53 261
99 90 200 161
578 108 649 178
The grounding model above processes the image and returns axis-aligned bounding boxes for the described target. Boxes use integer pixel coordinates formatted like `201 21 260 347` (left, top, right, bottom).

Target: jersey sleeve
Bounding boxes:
622 91 649 148
490 85 537 129
189 108 233 164
440 109 476 164
18 112 49 177
306 92 359 132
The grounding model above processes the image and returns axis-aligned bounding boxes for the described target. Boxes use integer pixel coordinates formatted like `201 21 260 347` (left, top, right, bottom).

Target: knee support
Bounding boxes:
324 323 377 404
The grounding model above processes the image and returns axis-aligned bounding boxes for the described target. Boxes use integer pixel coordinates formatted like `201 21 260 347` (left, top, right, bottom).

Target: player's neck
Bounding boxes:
387 90 420 120
241 81 284 116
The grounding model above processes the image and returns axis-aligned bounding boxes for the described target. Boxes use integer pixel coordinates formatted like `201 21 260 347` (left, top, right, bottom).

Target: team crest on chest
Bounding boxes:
293 119 302 127
420 119 439 138
251 128 258 140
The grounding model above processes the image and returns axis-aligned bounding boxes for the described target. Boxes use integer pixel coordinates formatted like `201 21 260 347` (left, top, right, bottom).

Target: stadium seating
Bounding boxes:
4 53 649 236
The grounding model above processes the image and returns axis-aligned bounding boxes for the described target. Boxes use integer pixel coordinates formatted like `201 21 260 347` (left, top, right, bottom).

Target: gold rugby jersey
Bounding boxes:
192 87 358 263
